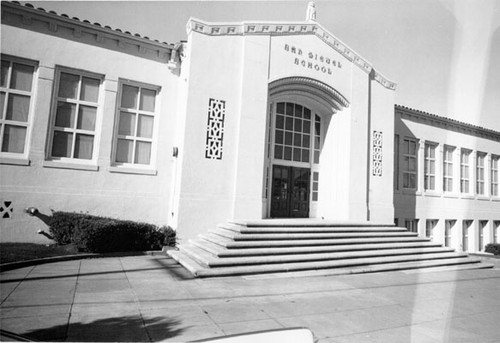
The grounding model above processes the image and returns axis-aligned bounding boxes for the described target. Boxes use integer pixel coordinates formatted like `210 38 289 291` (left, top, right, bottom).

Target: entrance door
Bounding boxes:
271 165 310 218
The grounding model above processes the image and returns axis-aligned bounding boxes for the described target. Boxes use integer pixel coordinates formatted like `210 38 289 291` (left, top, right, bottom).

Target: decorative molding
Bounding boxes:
0 201 14 219
396 105 500 142
269 76 350 112
372 131 383 176
187 17 397 90
205 98 226 160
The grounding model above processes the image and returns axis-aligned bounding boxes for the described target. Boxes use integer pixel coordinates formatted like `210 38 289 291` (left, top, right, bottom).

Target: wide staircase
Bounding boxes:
167 220 493 278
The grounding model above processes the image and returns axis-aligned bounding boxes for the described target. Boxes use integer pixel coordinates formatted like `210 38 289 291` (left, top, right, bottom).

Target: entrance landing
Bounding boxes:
231 219 394 227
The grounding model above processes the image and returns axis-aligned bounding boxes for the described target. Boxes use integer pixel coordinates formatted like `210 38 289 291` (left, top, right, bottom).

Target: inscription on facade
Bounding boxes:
285 44 342 75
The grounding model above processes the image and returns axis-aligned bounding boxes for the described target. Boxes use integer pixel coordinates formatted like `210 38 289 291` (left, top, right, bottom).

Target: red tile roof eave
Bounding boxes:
395 104 500 139
5 1 175 51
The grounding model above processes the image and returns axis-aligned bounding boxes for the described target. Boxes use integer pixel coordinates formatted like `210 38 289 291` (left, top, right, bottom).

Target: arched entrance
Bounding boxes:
264 77 349 218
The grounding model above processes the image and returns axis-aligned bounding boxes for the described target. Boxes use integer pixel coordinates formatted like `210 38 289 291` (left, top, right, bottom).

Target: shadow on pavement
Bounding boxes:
24 315 185 342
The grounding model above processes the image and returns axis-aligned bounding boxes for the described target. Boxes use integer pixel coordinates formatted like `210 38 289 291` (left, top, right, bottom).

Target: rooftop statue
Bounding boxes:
306 1 317 22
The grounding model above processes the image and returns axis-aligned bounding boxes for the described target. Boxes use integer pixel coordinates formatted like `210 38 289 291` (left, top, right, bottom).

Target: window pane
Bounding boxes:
285 117 293 130
6 94 30 122
314 151 320 164
74 134 94 159
1 60 9 88
55 102 76 128
286 103 293 116
303 120 310 133
121 85 138 109
118 111 136 136
293 148 301 162
52 131 73 157
77 106 97 131
303 108 311 120
1 125 26 153
137 114 153 138
294 133 301 146
11 63 34 91
80 77 100 102
276 103 285 114
139 88 156 112
275 115 284 129
302 149 309 162
284 146 292 160
274 145 283 159
275 130 283 144
294 118 302 131
284 132 292 145
303 134 310 148
116 139 133 163
58 73 79 99
135 141 151 164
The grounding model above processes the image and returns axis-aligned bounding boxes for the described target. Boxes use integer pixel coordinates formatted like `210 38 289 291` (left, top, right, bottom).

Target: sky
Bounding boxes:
23 0 500 131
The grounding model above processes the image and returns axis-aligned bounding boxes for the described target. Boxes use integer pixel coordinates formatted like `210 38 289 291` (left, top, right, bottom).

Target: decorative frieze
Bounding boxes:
187 18 397 90
205 98 226 160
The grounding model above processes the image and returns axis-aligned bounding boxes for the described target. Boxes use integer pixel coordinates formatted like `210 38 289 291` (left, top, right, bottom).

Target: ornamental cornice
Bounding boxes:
396 105 500 142
2 1 174 63
187 17 397 91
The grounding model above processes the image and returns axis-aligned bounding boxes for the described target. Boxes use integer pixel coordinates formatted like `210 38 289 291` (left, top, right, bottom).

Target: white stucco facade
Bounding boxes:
1 2 498 249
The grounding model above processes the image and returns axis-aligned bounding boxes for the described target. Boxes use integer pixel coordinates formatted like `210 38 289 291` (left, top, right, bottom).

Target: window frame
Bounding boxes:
443 145 455 193
476 152 486 195
0 55 38 161
47 67 104 164
402 137 417 190
424 142 436 191
491 155 499 197
460 149 471 194
111 79 161 170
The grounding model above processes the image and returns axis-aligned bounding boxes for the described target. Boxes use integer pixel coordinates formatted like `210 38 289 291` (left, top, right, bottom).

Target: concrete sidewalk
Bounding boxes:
0 255 499 342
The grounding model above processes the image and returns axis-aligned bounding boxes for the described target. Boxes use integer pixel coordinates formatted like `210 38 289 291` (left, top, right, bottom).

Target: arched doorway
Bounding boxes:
264 77 349 219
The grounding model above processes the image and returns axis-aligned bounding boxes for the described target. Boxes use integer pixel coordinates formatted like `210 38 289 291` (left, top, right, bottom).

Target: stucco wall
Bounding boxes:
0 25 179 242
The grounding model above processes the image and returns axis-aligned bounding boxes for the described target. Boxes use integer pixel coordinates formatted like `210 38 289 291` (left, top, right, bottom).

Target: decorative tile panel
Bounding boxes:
1 201 13 219
205 98 226 160
372 131 383 176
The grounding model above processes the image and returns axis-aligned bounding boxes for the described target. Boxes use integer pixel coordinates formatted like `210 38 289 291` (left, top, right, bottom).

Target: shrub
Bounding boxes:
49 211 90 245
485 243 500 256
48 211 176 253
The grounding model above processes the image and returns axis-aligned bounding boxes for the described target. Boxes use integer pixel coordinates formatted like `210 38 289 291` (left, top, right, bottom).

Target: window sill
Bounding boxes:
459 194 475 200
108 166 157 175
442 193 459 199
0 157 30 166
43 160 99 171
423 191 441 198
476 196 490 201
492 197 500 202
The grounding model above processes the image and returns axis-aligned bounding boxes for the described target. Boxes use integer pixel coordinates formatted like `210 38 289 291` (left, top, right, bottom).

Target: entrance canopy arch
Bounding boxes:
269 76 350 114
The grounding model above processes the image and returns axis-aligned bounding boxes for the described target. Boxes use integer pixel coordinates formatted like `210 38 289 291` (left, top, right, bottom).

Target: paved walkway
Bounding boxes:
1 255 499 342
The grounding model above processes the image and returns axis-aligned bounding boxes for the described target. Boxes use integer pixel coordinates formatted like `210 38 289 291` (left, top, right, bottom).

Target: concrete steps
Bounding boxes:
168 221 493 277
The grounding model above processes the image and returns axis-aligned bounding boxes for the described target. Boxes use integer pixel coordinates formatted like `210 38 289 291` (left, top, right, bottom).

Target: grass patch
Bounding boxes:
0 243 80 264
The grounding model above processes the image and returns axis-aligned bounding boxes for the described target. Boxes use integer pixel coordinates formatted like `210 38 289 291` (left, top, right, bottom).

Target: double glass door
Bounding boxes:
270 165 310 218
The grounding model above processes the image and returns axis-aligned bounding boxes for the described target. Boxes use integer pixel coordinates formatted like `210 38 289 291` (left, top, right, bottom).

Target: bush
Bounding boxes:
49 211 176 253
485 243 500 256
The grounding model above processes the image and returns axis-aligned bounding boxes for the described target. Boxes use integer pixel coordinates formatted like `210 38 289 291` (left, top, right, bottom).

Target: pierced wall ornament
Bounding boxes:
372 131 383 176
1 201 13 219
205 98 226 160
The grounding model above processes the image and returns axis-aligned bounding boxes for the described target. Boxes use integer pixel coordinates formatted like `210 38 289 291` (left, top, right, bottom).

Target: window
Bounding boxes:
424 143 436 191
476 152 486 195
49 69 102 161
460 149 471 193
114 81 159 166
402 138 417 189
443 146 454 192
0 57 36 156
312 171 319 201
462 220 472 251
492 155 499 197
445 220 455 247
405 219 418 233
426 219 437 240
274 102 320 164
